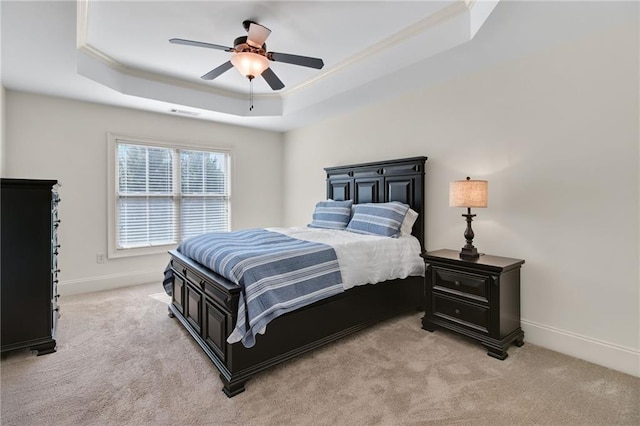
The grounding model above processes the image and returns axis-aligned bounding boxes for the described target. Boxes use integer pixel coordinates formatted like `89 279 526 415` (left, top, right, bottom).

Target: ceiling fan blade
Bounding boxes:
262 67 285 90
268 52 324 69
201 61 234 80
169 38 233 52
247 22 271 48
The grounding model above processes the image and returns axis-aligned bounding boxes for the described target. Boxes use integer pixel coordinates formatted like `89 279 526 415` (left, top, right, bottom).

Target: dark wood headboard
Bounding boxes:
324 156 428 249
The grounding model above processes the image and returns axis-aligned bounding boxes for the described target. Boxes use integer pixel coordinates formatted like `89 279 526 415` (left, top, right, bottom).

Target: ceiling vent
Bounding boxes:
169 108 200 117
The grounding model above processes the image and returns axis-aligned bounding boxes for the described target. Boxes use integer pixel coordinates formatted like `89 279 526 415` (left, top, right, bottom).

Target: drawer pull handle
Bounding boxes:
454 309 461 315
454 281 461 287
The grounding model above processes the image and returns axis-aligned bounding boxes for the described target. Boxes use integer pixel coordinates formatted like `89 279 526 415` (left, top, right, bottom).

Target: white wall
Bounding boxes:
1 85 5 176
283 12 639 375
5 92 284 295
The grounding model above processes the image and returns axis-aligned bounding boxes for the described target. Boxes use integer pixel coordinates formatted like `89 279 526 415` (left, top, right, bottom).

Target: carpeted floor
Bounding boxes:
1 282 638 425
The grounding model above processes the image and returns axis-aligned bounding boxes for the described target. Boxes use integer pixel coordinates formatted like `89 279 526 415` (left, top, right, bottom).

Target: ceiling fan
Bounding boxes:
169 20 325 91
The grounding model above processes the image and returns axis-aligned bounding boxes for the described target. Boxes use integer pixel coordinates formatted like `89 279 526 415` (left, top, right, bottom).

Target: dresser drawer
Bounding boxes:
432 267 489 303
432 294 489 334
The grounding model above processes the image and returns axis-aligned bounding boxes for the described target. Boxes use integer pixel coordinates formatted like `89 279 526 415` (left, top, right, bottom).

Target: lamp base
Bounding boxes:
459 245 480 260
459 209 480 260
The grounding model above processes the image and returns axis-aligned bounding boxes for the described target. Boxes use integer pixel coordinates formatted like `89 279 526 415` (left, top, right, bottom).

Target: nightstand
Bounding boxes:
421 249 525 360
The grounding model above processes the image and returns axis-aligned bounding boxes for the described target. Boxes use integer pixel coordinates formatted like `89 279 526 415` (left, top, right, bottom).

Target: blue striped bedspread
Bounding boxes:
177 229 344 348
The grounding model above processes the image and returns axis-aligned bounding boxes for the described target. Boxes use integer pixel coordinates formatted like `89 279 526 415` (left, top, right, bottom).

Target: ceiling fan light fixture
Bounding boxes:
231 52 270 79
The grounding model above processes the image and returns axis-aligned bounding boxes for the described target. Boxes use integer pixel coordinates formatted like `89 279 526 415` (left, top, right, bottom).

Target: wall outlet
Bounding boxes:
96 253 106 264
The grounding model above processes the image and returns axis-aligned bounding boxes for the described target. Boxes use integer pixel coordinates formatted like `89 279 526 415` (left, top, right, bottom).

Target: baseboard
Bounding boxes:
522 319 640 378
58 274 639 377
58 270 160 296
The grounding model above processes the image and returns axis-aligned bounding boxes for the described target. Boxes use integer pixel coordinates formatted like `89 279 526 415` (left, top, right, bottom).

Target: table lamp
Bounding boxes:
449 177 488 259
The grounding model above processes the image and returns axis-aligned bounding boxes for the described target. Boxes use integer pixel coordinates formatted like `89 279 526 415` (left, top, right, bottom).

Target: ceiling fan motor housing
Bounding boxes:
233 36 267 54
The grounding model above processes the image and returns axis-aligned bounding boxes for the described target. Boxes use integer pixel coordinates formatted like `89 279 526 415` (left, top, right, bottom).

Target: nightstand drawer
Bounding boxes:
432 267 489 303
433 294 489 334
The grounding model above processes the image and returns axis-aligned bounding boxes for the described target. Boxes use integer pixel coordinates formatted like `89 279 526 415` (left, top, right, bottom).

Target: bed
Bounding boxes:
164 156 427 397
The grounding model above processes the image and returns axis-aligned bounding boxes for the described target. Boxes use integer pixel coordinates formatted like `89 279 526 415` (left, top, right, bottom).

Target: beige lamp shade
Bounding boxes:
231 52 270 78
449 178 488 208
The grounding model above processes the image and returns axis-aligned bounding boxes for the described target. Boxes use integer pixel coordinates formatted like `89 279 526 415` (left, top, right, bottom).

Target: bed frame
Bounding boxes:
166 156 427 397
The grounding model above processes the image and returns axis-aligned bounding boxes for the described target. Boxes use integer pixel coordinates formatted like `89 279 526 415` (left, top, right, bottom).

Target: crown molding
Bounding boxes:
283 0 470 96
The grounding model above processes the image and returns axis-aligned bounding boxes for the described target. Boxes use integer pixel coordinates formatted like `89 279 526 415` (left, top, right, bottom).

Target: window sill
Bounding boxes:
108 243 178 259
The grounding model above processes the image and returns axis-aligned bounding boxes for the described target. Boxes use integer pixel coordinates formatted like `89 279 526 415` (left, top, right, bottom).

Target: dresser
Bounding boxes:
1 178 60 355
421 249 524 360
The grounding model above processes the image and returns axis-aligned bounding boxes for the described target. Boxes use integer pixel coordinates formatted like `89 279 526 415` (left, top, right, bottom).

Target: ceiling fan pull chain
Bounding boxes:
249 76 254 111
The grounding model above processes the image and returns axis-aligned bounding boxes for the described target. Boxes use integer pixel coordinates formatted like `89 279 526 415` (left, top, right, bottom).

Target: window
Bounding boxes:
108 135 230 258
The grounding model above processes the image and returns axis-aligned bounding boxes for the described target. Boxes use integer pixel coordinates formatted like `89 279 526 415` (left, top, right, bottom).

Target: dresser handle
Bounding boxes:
454 281 461 287
454 309 461 315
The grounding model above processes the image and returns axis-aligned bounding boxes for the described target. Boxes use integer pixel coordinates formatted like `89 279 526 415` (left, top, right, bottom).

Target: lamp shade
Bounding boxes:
231 52 270 78
449 178 488 208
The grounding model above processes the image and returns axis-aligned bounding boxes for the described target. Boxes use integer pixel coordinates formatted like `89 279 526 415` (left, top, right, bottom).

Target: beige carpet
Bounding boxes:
1 283 638 425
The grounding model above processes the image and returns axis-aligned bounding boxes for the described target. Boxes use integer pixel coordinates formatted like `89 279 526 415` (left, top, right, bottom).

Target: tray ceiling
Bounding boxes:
1 1 505 130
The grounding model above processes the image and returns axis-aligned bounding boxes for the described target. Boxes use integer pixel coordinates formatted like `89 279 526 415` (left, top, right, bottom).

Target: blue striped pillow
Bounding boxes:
308 200 353 230
346 202 410 238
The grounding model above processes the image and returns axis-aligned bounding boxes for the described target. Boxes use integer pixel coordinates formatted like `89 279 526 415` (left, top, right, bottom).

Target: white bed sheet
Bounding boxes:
268 227 425 290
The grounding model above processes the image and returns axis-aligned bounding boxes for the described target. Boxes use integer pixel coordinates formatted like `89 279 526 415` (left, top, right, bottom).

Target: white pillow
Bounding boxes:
400 208 419 236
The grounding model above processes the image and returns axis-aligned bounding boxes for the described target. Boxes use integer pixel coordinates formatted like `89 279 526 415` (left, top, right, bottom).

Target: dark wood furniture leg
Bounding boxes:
31 340 57 356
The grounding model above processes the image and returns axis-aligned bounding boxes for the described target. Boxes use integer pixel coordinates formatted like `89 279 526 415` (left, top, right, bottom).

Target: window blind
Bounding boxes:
116 142 229 250
180 150 230 240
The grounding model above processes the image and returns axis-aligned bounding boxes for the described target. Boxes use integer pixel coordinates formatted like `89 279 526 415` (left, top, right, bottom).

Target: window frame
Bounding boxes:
107 133 232 259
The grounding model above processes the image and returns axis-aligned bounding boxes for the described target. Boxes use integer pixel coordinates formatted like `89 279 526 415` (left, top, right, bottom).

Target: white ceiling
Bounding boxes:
1 1 635 132
83 1 454 94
